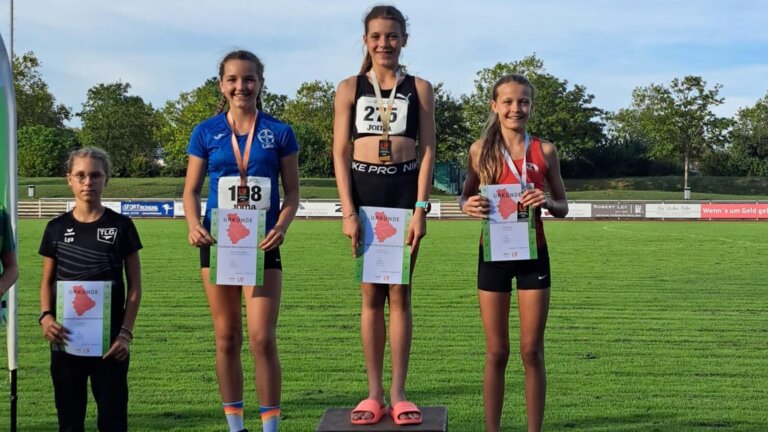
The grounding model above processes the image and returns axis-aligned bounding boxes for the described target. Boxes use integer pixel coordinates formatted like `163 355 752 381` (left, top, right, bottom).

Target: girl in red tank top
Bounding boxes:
459 74 569 432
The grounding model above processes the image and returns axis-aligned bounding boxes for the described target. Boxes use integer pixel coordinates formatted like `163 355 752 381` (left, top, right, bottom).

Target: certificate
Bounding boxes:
56 281 111 357
356 206 411 285
481 184 538 261
210 208 265 286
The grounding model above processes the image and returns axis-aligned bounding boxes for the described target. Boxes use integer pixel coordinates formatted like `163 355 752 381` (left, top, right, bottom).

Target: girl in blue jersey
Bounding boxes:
183 50 300 432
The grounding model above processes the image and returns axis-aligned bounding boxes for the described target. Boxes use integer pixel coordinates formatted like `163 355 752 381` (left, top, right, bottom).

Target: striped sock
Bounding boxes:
259 405 280 432
223 400 245 432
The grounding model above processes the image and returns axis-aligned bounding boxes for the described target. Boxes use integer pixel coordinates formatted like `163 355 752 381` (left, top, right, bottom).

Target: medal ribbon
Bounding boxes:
228 111 257 187
502 133 531 186
369 69 400 141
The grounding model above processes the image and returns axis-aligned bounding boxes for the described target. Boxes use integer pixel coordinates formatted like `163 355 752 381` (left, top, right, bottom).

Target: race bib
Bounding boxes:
355 95 409 136
218 176 271 210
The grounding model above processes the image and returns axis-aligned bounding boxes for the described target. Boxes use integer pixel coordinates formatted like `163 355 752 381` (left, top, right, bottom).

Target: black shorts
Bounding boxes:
200 246 282 271
478 244 551 292
351 159 418 209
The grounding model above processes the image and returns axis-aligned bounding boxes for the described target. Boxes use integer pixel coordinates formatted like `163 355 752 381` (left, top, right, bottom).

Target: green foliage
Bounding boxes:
461 54 604 159
729 92 768 176
17 125 79 176
78 82 160 177
434 82 471 163
281 80 336 177
613 76 731 186
156 77 221 176
12 51 72 129
263 88 289 120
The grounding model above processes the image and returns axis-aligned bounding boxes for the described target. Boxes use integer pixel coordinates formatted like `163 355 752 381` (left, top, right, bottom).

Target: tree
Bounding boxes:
729 92 768 176
434 83 471 163
263 88 289 121
17 126 78 177
12 51 72 129
78 82 159 177
281 80 335 177
614 76 731 188
462 55 604 160
157 77 221 176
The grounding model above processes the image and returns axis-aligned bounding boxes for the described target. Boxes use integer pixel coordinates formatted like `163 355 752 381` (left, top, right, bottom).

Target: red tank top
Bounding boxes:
495 136 549 248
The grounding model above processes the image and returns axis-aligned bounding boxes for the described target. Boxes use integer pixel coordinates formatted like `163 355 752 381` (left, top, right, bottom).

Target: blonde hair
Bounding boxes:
477 74 535 185
66 147 111 178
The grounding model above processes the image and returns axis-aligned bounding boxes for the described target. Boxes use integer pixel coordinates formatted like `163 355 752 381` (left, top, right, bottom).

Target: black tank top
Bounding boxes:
351 74 420 140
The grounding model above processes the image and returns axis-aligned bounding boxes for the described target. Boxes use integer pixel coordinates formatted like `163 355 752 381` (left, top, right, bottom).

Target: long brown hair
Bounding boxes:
478 74 535 185
216 50 265 114
359 5 408 74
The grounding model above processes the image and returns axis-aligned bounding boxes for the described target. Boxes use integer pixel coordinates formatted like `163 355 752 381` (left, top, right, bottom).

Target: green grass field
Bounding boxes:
1 219 767 431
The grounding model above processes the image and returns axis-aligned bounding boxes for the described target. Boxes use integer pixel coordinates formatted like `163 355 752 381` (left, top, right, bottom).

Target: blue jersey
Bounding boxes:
188 112 299 232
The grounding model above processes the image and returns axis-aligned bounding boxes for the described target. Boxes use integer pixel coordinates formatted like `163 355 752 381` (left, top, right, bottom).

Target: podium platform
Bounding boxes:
316 406 447 431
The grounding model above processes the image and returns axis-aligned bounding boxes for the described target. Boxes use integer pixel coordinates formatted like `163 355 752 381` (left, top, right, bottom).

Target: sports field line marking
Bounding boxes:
601 224 768 247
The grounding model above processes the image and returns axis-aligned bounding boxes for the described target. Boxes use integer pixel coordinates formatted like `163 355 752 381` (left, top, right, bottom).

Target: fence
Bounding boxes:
17 199 768 221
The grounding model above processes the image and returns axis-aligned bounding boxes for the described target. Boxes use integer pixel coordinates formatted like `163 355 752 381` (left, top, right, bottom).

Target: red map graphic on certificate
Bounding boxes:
72 285 96 316
497 188 518 220
225 213 251 244
374 211 398 242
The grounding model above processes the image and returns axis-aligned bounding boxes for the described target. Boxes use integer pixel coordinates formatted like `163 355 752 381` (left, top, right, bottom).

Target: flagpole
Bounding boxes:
2 6 18 426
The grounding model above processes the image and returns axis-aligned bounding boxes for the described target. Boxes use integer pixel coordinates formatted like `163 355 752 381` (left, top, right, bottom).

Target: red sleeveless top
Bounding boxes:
494 136 549 248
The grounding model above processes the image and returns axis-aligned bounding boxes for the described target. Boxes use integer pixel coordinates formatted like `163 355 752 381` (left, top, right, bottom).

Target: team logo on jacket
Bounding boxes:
97 228 118 244
258 129 276 149
64 227 75 243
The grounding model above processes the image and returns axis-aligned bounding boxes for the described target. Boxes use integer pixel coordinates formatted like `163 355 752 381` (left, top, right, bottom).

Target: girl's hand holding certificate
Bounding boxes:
461 194 491 219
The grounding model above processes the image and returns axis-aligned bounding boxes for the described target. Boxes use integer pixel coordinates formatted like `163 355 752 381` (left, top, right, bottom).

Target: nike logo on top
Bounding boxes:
213 133 227 140
538 274 548 280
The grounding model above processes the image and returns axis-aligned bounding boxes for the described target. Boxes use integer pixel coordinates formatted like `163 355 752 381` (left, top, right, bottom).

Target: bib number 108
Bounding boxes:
228 185 262 202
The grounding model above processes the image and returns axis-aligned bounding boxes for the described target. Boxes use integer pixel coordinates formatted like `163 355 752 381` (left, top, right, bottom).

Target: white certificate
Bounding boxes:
56 281 111 357
210 208 266 286
481 184 538 261
217 176 271 210
356 206 411 285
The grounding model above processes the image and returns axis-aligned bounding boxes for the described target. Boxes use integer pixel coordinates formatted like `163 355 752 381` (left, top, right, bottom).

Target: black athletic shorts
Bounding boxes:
350 159 418 209
200 246 282 271
478 244 551 292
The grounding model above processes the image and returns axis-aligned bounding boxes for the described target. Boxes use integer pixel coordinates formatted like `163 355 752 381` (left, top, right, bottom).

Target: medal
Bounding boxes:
369 69 400 162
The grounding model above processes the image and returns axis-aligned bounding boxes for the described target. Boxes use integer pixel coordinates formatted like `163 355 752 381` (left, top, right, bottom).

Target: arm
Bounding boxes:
183 155 214 246
105 251 142 361
459 140 490 218
260 153 300 251
0 249 18 297
539 141 569 218
39 256 68 345
407 78 436 249
331 77 360 256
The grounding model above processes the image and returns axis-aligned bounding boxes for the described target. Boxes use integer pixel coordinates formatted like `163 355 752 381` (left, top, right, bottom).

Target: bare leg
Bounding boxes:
517 288 550 432
351 282 388 421
201 268 244 403
243 269 282 407
388 283 418 421
479 290 512 432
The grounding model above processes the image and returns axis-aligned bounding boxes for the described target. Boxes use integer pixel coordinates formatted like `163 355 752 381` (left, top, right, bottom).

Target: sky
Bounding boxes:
2 0 767 128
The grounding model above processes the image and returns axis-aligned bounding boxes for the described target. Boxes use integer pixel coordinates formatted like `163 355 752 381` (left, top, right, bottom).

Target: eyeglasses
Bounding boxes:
69 172 106 184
